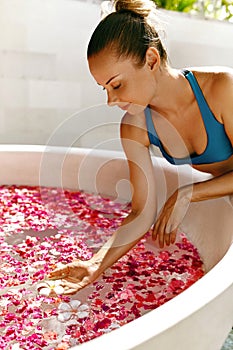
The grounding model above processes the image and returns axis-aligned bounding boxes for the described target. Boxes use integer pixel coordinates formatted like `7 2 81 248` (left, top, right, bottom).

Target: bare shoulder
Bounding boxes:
191 66 233 89
189 66 233 75
204 68 233 124
120 112 150 146
191 66 233 109
209 67 233 103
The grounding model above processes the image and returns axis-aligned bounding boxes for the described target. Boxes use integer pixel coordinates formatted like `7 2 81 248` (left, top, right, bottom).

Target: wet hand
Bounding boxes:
152 187 191 248
48 259 100 295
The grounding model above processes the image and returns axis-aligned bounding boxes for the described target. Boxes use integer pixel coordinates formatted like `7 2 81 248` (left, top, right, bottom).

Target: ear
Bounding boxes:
145 47 160 71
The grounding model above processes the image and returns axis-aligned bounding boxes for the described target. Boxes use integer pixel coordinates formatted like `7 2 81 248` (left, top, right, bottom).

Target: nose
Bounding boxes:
107 91 118 107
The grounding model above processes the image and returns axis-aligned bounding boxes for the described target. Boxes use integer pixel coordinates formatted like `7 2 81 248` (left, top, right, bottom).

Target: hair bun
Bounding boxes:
114 0 153 18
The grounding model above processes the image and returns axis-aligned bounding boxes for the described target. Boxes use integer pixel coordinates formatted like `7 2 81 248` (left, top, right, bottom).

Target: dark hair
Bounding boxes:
87 0 167 66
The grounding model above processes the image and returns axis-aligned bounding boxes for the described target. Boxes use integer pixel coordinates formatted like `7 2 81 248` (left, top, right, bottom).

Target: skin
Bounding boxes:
49 47 233 295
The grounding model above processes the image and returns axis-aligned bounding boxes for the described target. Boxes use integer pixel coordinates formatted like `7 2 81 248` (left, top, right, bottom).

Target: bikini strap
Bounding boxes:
145 106 160 146
181 70 212 125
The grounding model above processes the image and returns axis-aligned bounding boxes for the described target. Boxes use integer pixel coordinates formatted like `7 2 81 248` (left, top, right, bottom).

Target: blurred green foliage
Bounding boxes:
153 0 233 21
154 0 196 12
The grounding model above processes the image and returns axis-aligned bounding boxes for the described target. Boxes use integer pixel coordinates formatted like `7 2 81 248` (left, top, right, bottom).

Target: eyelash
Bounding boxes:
102 84 121 91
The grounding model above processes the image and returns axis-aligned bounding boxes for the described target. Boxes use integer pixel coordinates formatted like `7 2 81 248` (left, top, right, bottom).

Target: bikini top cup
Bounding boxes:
145 70 233 165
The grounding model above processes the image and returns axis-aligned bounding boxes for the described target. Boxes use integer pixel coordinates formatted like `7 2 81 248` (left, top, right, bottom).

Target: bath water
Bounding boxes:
0 185 204 349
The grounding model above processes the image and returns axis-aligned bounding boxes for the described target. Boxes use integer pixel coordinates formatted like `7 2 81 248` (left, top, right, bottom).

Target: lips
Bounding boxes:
119 103 130 111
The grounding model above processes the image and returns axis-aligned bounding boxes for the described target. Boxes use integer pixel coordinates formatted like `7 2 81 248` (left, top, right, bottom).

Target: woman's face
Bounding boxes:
88 49 157 115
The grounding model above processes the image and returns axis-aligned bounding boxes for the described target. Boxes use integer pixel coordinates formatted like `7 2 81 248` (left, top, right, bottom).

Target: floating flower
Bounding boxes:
37 280 64 296
57 300 89 322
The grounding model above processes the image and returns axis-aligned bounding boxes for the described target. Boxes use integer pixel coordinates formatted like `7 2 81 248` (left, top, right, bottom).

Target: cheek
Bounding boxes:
130 84 152 106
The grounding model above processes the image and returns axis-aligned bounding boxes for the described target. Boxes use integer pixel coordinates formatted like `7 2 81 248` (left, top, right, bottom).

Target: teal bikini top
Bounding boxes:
145 70 233 165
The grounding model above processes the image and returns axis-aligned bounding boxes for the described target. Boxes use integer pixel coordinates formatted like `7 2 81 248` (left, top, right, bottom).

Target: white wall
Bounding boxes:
0 0 232 149
0 0 110 147
162 10 233 68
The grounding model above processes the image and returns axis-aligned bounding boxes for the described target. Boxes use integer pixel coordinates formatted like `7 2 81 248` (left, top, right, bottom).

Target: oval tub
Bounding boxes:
0 144 232 350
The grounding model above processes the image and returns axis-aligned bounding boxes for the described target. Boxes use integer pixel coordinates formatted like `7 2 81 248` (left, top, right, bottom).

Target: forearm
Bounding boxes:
182 170 233 202
89 132 158 275
91 210 154 274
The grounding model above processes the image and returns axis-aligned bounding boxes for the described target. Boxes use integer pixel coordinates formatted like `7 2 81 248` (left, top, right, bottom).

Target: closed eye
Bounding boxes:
101 84 121 91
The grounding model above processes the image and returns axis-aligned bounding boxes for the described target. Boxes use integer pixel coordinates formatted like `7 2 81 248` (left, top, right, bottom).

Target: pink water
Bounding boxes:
0 185 204 349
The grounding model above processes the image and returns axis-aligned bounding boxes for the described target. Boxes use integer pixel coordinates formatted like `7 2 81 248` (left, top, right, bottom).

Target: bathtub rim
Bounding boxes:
0 144 232 349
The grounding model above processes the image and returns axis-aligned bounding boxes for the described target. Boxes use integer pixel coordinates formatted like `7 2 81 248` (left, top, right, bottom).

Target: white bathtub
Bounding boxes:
0 144 232 350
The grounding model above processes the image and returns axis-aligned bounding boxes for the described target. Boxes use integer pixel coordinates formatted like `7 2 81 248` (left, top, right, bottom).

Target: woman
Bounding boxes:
49 0 233 294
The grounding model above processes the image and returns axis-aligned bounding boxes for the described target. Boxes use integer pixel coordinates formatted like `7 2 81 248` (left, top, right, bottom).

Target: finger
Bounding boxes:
152 215 161 241
164 232 171 246
60 279 88 295
170 229 177 244
165 220 178 243
65 275 83 283
48 265 70 280
62 286 79 295
152 220 165 248
164 222 173 246
157 218 167 249
60 279 80 292
152 223 157 241
158 231 165 248
152 218 161 241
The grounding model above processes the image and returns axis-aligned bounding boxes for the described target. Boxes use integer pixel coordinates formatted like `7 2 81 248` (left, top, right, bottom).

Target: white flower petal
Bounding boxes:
54 285 64 295
11 343 21 350
46 281 56 288
77 311 89 319
54 280 63 286
38 287 51 296
37 282 50 290
78 304 89 312
109 322 120 330
50 248 60 256
57 311 72 322
0 299 10 307
69 300 81 309
58 303 72 312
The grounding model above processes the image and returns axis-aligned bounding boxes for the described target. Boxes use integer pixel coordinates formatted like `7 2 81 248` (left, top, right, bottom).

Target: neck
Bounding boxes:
149 66 192 116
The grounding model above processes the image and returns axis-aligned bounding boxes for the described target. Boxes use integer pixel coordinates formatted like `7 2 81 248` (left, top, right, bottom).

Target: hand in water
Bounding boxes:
48 259 100 295
152 187 191 248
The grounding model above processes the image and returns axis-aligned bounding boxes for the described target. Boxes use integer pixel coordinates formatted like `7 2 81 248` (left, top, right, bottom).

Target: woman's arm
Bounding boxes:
153 170 233 248
91 116 157 271
49 114 157 294
153 72 233 248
